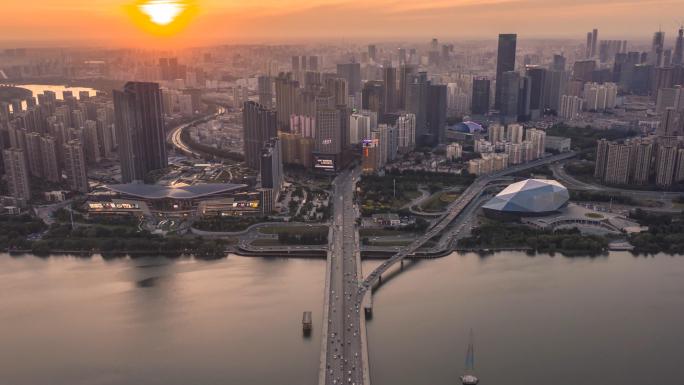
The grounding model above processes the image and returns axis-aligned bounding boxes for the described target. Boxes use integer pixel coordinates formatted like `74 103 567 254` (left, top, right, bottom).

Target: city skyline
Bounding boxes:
2 0 684 47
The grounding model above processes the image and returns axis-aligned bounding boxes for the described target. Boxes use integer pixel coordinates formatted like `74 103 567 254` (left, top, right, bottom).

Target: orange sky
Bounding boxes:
1 0 682 47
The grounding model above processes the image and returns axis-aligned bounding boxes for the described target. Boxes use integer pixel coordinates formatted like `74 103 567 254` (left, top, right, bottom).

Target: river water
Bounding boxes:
1 252 683 385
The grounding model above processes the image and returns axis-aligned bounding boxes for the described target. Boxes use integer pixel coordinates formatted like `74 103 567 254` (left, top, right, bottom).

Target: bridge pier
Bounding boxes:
400 260 404 270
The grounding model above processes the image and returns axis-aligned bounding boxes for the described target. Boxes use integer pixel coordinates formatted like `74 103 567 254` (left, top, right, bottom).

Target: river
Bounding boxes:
1 251 683 385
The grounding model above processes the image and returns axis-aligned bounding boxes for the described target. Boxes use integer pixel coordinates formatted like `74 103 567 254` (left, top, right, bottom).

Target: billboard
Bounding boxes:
314 155 336 171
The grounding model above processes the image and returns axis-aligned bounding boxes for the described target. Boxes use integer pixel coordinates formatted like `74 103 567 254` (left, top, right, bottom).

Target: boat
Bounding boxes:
460 330 479 385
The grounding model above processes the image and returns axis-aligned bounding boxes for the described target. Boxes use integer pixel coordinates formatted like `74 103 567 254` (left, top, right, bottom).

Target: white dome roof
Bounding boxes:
483 179 569 214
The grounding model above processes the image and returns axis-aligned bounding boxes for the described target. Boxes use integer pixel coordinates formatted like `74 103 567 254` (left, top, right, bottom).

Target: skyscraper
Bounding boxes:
315 108 342 155
426 84 447 145
525 66 547 120
591 29 599 58
362 81 385 118
495 34 517 110
604 142 632 185
499 71 520 123
368 45 377 62
396 113 416 151
275 73 299 130
113 82 167 183
630 139 654 185
655 144 678 187
336 62 362 96
257 76 273 108
650 31 665 67
674 26 684 66
406 72 429 145
243 101 277 170
471 77 491 115
63 140 89 193
3 148 31 202
398 64 417 110
260 137 283 193
382 66 398 114
552 54 567 72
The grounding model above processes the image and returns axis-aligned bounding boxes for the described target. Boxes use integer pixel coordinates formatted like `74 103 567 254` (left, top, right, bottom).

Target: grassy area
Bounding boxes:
250 239 283 246
257 225 328 236
420 191 459 212
358 170 474 216
585 213 604 219
360 228 418 237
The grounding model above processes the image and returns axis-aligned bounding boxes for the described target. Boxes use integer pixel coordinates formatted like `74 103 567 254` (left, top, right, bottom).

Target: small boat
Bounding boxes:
460 330 479 385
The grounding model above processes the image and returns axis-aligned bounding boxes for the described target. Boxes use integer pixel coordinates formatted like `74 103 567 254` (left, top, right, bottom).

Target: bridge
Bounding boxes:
318 151 577 385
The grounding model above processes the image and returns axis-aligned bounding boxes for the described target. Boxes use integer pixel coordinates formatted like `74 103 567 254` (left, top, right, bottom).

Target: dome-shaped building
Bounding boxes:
483 179 569 218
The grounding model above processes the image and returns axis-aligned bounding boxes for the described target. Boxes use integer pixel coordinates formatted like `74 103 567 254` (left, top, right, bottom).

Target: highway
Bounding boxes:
321 168 368 385
167 108 225 158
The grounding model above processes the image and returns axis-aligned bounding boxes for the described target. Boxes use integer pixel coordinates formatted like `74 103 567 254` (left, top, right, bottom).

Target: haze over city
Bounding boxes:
1 1 684 385
2 0 683 46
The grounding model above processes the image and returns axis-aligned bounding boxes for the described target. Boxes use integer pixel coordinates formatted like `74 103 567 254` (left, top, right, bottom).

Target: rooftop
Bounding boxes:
106 183 247 200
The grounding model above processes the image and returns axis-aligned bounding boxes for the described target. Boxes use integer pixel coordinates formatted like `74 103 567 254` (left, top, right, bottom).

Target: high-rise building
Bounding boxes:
406 72 429 145
243 101 277 170
675 148 684 182
552 54 567 72
591 29 599 58
275 73 299 131
426 84 447 145
572 60 597 83
506 123 524 144
525 128 546 159
488 123 506 144
362 81 385 119
499 71 520 123
396 113 416 151
25 132 44 177
630 139 654 185
674 26 684 66
260 137 283 195
315 108 342 155
658 108 683 136
40 135 60 183
650 31 666 67
471 77 491 115
349 110 377 144
398 64 417 110
602 142 632 185
368 45 377 62
655 144 678 187
446 143 463 161
382 66 398 114
495 34 517 110
83 120 101 164
526 66 547 120
336 62 362 96
257 76 273 108
113 82 167 183
63 140 89 193
3 148 31 202
559 95 583 120
582 82 618 111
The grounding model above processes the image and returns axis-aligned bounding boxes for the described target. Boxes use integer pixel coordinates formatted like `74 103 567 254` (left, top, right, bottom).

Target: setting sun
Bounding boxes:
139 0 185 26
125 0 197 37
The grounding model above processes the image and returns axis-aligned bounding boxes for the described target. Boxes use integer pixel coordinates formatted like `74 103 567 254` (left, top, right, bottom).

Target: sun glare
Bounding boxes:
126 0 197 37
139 0 185 26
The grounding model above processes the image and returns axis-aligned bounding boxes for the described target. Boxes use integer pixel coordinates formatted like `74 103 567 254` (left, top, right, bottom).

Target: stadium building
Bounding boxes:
482 179 569 218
